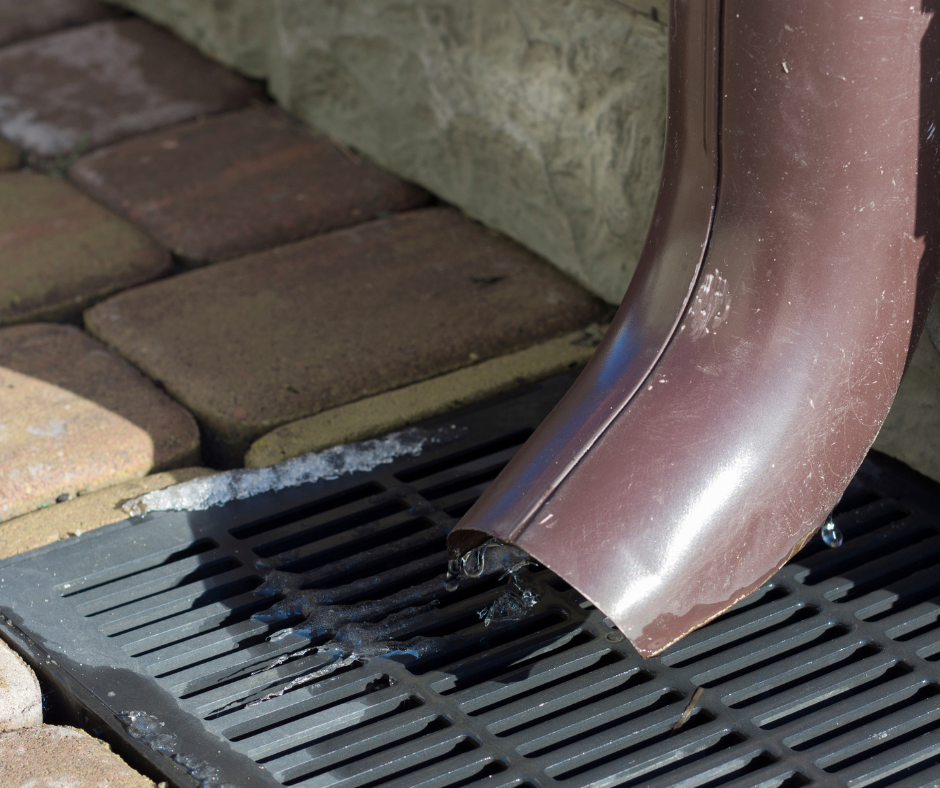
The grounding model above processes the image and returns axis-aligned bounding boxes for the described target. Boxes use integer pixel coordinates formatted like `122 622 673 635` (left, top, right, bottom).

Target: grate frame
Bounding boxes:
3 374 940 787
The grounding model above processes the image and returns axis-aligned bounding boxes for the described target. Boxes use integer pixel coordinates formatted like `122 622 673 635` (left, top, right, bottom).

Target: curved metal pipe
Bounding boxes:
449 0 940 656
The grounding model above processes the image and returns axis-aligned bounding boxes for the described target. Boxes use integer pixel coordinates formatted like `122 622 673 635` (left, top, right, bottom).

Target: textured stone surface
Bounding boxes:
247 325 606 467
70 105 430 263
0 467 214 560
0 138 19 171
0 18 263 158
86 207 607 466
874 335 940 484
107 0 668 303
0 725 155 788
0 324 200 522
0 640 41 733
0 0 116 48
0 172 170 326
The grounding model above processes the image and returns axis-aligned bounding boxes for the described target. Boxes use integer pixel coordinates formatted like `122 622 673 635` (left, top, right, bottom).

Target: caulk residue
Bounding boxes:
118 710 236 788
123 427 454 516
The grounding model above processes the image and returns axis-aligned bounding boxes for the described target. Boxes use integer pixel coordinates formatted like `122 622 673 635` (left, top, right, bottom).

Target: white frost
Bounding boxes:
123 428 437 517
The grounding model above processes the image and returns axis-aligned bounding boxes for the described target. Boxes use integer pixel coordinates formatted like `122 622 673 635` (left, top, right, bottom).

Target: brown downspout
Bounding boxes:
449 0 940 657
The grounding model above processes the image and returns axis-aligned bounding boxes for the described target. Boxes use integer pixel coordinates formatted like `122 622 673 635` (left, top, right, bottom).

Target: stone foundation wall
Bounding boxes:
105 0 669 304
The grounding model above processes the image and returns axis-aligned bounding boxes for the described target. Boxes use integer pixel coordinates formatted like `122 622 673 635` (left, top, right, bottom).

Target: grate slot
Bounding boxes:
457 637 618 714
472 655 631 730
250 694 428 764
60 539 219 598
783 678 939 753
621 746 777 788
660 597 810 669
375 752 508 788
232 484 386 541
547 722 739 783
84 560 253 634
254 503 411 559
723 637 885 711
816 688 940 777
394 431 532 484
279 727 472 788
794 518 932 588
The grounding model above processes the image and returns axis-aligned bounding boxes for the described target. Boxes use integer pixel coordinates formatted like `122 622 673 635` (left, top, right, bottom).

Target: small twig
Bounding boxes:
672 686 705 733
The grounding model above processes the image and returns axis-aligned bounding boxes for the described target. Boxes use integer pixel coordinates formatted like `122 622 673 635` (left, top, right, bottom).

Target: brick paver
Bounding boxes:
0 725 155 788
0 467 215 560
86 207 607 466
0 172 170 326
70 105 431 264
0 640 41 733
0 18 262 158
0 0 115 48
246 325 606 467
0 324 200 522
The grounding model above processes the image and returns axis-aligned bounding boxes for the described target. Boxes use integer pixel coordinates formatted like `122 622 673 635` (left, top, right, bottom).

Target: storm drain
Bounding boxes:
4 374 940 787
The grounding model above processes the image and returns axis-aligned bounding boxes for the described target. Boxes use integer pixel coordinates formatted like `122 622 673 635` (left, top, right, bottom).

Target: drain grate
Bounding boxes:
4 374 940 787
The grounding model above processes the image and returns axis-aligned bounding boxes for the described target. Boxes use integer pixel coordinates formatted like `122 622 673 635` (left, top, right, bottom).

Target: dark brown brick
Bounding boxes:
0 324 200 521
0 0 115 48
0 18 263 158
0 171 170 326
85 207 607 466
0 137 17 171
70 106 431 263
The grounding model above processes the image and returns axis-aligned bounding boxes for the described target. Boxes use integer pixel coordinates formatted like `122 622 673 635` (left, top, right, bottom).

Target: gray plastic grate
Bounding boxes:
4 373 940 787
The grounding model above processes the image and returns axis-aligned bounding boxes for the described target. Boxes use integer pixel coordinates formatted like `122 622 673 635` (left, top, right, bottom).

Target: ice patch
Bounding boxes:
123 427 446 516
118 710 235 788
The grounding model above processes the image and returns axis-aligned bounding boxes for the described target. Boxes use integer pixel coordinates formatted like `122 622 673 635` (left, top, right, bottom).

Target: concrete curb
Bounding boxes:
0 466 215 560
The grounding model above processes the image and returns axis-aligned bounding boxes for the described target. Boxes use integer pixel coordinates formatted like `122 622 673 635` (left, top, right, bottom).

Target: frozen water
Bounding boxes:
118 710 235 788
123 427 443 516
478 575 540 626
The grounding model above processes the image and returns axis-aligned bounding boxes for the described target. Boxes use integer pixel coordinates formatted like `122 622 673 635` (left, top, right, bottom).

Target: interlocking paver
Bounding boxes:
0 18 263 158
246 325 607 467
0 639 41 733
0 467 215 560
0 172 170 326
0 324 200 522
0 0 116 48
0 725 155 788
70 105 431 263
85 207 608 466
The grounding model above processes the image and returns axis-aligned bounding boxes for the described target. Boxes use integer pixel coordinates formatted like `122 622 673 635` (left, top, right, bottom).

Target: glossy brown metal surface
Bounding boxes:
450 0 940 657
449 0 720 557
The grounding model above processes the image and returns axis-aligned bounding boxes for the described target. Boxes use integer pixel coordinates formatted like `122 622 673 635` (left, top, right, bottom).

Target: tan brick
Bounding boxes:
0 172 170 326
246 325 606 467
0 324 200 522
0 18 262 157
0 725 155 788
0 467 214 560
70 105 430 264
85 207 608 466
0 639 42 733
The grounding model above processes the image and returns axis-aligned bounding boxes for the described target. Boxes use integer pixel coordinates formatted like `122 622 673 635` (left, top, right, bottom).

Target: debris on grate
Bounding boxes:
4 373 940 787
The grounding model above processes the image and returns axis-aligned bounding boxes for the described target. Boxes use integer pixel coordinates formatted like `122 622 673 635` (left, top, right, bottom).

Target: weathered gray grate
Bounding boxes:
3 374 940 787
